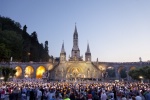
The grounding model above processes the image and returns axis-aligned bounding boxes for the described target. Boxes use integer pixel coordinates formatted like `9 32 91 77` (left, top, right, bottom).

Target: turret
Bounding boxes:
60 41 66 62
85 42 91 61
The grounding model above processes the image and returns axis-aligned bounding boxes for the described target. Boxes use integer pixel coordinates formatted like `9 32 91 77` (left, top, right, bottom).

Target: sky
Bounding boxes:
0 0 150 62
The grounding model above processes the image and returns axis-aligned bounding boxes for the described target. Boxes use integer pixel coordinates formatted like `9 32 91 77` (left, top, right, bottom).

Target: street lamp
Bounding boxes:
27 52 30 62
139 76 143 83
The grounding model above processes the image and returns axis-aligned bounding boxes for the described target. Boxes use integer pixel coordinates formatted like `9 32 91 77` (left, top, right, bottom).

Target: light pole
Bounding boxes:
139 76 143 83
27 52 30 62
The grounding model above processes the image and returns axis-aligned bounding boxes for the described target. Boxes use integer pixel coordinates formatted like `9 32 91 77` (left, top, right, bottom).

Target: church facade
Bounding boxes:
49 25 101 81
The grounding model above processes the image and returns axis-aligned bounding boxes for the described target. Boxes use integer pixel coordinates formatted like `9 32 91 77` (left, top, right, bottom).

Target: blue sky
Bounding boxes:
0 0 150 62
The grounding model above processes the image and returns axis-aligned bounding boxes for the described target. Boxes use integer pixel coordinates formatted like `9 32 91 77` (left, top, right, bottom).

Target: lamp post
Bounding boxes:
27 52 30 62
139 76 143 83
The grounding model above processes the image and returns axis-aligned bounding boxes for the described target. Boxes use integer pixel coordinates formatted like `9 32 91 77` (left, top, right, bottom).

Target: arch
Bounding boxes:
36 66 46 79
66 65 84 79
118 66 127 79
98 65 106 70
15 66 22 78
118 66 125 73
48 64 53 70
25 66 34 78
129 66 136 71
106 66 115 78
67 66 83 73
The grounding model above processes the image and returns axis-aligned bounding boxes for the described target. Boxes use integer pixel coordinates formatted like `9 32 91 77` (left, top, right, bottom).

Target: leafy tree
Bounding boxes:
0 66 16 82
128 66 150 81
0 43 11 61
23 25 27 32
22 28 31 62
107 68 115 78
0 16 50 62
120 69 127 79
128 69 140 80
0 30 23 61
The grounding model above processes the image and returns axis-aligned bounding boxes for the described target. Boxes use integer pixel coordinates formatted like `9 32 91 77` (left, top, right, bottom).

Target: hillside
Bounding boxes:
0 16 50 62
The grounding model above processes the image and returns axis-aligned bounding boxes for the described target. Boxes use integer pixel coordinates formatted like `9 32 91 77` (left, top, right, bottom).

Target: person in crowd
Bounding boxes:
0 79 149 100
101 90 107 100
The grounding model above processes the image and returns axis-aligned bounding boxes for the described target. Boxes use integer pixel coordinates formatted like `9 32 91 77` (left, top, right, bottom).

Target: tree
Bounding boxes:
107 68 115 78
0 66 16 82
23 25 27 33
128 66 150 81
0 30 23 61
0 43 11 61
120 69 127 79
128 69 140 80
0 16 50 62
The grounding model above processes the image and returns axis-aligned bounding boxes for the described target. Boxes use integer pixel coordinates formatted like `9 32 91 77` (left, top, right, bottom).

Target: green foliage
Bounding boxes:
107 69 115 78
0 30 23 61
128 69 140 80
0 16 50 62
120 69 127 79
128 66 150 80
0 43 11 61
0 66 16 82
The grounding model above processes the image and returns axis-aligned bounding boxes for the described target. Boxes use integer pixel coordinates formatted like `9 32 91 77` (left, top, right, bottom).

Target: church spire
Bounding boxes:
69 24 83 61
85 41 91 62
86 42 91 53
60 41 66 62
61 41 65 53
73 23 78 39
74 23 77 33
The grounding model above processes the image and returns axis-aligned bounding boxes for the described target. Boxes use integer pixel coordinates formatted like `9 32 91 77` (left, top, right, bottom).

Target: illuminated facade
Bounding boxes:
49 25 101 80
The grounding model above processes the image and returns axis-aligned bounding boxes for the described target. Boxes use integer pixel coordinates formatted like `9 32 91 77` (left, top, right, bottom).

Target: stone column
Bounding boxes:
126 66 130 81
22 66 25 78
115 66 119 80
33 66 36 78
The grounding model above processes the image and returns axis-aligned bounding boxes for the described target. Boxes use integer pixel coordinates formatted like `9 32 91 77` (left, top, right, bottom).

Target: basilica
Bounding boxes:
2 25 149 81
48 25 101 81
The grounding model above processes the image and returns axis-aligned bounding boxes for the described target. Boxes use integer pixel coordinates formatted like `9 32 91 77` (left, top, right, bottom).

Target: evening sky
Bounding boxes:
0 0 150 62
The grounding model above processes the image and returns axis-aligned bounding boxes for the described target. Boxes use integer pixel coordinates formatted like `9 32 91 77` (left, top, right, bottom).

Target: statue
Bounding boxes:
139 57 142 62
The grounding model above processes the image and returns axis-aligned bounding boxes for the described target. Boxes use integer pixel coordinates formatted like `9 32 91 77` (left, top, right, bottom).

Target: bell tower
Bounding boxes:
69 24 83 61
85 42 91 61
60 41 66 62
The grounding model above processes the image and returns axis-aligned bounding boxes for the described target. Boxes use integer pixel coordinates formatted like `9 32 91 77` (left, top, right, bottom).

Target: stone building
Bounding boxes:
49 25 101 81
1 25 150 81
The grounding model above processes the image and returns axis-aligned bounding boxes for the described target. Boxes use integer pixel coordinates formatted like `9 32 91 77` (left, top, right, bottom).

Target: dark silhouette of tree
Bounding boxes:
120 69 127 79
0 30 23 61
128 66 150 81
23 25 27 32
0 16 50 62
0 43 11 61
107 68 115 78
0 66 16 82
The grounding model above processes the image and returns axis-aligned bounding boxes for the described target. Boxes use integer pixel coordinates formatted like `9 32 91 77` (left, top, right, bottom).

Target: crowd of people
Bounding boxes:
0 79 150 100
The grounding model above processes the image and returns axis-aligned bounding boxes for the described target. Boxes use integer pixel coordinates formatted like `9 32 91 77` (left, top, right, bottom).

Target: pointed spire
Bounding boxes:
61 41 65 53
74 23 77 33
86 42 90 53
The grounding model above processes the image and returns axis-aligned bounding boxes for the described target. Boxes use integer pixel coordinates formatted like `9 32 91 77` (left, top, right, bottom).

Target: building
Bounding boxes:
49 25 101 81
1 25 150 81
